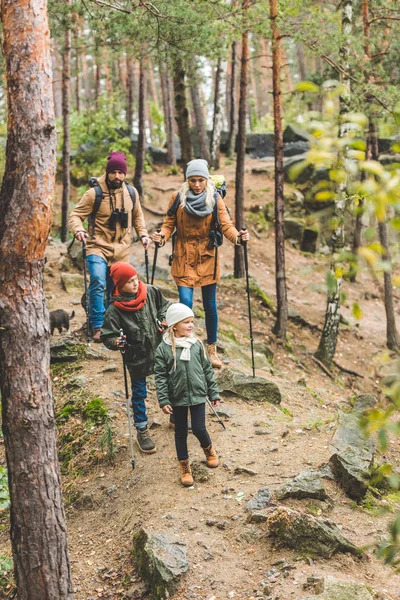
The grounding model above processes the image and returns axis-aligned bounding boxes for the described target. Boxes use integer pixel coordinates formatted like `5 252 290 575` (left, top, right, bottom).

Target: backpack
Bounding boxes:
87 177 136 239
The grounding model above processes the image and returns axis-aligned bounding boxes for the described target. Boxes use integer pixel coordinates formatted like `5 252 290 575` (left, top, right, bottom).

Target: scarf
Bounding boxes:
163 332 199 361
111 280 148 312
183 188 214 218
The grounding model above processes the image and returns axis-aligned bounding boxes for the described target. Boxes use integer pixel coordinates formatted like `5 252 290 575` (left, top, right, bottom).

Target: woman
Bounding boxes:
152 159 249 368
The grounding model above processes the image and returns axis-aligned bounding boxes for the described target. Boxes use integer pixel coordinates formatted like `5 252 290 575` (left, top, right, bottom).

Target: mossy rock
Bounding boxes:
216 367 281 405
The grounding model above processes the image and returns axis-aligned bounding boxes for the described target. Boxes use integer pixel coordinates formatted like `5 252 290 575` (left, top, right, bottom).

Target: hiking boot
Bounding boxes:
203 444 219 468
179 459 194 486
207 343 222 369
169 414 192 433
92 328 102 343
137 427 156 454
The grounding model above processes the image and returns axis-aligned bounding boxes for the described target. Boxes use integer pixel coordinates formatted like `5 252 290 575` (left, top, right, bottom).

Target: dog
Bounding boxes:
50 309 75 335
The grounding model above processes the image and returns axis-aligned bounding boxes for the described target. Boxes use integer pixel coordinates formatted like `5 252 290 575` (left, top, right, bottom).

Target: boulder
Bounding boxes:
216 368 281 405
61 272 85 294
148 144 168 165
246 487 271 512
133 528 188 600
299 575 373 600
301 227 319 253
50 340 80 363
275 470 327 501
329 394 377 500
246 133 275 158
64 240 84 271
267 507 361 558
283 141 310 156
135 264 170 283
284 217 305 243
283 125 311 143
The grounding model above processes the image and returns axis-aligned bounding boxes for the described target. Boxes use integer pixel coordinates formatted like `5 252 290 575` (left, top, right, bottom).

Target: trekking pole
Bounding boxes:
119 328 135 470
206 397 226 430
81 241 91 347
145 248 149 284
151 228 161 285
241 228 255 378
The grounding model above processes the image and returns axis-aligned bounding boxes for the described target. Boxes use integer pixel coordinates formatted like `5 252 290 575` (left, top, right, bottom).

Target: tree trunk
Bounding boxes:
81 41 91 109
270 0 288 338
95 48 101 107
234 1 250 279
378 220 400 351
61 2 72 243
173 60 193 166
133 59 146 200
210 58 225 169
126 55 134 135
226 41 238 158
0 1 73 598
189 61 210 163
51 44 62 119
73 27 80 113
160 64 177 165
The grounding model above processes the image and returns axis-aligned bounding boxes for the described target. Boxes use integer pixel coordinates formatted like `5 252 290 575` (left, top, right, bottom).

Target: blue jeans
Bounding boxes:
130 377 148 430
87 255 114 329
178 284 218 344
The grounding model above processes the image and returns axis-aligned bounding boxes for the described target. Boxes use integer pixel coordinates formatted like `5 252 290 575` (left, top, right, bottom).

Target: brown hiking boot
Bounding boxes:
179 459 194 486
137 427 156 454
207 343 222 369
92 328 102 343
203 444 219 468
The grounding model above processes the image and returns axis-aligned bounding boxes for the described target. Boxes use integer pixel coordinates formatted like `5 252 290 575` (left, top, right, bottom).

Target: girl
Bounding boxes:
152 159 249 368
154 303 220 486
100 262 169 453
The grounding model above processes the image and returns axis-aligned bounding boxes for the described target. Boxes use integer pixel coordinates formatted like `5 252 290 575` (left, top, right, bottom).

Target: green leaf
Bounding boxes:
352 302 363 320
295 81 320 93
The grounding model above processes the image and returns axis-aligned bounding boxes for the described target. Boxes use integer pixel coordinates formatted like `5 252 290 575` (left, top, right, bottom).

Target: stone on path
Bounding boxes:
246 487 271 512
266 507 361 558
133 528 188 600
275 470 327 501
299 575 373 600
216 368 281 405
329 394 377 500
61 272 85 294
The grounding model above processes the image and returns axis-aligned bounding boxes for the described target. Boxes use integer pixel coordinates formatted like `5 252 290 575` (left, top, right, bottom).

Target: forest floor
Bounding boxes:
1 157 400 600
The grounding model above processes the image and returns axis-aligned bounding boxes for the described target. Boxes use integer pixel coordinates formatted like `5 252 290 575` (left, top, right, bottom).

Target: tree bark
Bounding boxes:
126 55 134 135
73 27 80 113
51 43 62 119
173 60 193 166
270 0 288 338
133 59 146 200
378 220 400 351
61 1 72 243
189 61 210 162
210 58 225 169
226 41 238 158
234 1 250 279
0 1 73 598
160 64 177 165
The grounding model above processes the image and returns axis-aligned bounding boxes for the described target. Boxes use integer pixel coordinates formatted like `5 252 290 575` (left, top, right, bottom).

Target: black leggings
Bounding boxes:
173 403 212 461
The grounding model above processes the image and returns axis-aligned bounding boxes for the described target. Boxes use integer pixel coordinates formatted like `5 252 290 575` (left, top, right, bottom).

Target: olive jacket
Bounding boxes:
154 339 220 408
100 286 170 379
68 172 148 265
160 193 239 288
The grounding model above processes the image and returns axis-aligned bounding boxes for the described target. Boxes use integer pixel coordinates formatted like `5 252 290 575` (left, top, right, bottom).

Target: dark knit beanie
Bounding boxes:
106 151 127 175
110 262 137 289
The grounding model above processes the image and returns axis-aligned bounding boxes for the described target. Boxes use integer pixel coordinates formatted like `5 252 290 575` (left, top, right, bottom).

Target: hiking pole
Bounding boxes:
145 248 149 284
241 228 255 378
151 228 161 285
81 240 91 347
119 329 135 470
206 397 226 430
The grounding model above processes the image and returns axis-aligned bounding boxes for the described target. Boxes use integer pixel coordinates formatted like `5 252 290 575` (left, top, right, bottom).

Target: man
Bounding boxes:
69 151 151 342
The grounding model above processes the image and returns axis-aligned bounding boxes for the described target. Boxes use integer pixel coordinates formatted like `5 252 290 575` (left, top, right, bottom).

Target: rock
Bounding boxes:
251 166 274 177
102 364 118 373
283 141 310 156
214 404 234 418
86 348 104 360
216 368 281 405
301 227 319 253
125 581 148 599
298 575 373 600
147 144 169 164
284 217 305 243
58 254 73 272
275 470 327 501
191 461 210 483
136 264 170 283
133 528 188 600
329 394 377 500
379 152 400 165
255 428 272 436
283 124 311 143
64 241 84 271
61 272 85 294
234 466 258 476
246 487 271 512
284 189 304 210
66 375 88 389
247 511 269 524
252 342 274 361
246 133 275 158
149 418 162 429
153 284 179 300
267 507 361 558
50 340 80 363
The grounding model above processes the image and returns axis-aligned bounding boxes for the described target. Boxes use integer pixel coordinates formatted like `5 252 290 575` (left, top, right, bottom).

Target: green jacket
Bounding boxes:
154 340 220 408
100 286 170 379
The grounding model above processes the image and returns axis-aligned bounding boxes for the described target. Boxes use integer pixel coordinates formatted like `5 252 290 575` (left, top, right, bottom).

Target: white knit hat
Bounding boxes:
165 303 194 328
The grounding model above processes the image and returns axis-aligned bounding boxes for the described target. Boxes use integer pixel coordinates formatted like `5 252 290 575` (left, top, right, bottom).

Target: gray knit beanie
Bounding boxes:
185 159 210 180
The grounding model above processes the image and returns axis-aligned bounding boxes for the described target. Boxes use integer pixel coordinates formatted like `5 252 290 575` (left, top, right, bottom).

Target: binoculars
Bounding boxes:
108 208 129 230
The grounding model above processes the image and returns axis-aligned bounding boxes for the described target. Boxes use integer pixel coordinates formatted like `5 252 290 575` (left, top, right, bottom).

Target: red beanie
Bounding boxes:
110 262 137 289
106 151 127 175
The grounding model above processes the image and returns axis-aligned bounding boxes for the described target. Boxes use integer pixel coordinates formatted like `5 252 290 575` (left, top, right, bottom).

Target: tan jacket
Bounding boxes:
68 173 148 264
161 193 239 288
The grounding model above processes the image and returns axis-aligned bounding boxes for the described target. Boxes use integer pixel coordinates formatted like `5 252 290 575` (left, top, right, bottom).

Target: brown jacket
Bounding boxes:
68 173 148 264
161 193 239 288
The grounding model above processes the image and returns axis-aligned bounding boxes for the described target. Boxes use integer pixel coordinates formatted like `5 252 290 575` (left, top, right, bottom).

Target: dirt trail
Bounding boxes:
1 159 400 600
